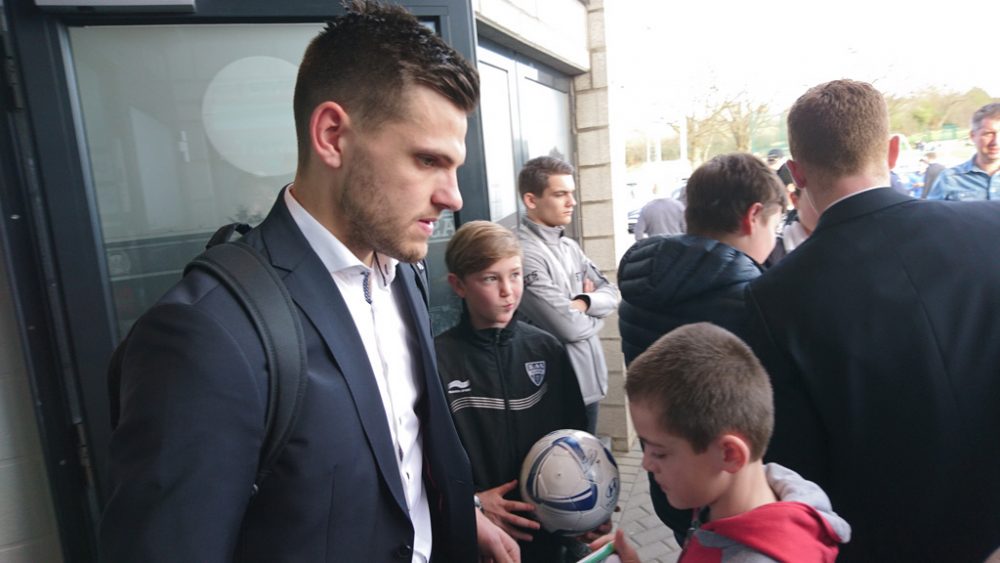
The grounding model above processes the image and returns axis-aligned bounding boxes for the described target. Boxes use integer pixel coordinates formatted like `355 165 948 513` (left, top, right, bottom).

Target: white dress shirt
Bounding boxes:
285 188 431 563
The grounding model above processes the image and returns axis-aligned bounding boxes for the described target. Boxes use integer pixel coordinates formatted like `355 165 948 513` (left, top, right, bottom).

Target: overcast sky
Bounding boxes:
606 0 997 130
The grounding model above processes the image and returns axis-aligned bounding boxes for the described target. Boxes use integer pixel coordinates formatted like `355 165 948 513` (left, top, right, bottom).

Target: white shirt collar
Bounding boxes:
284 187 398 287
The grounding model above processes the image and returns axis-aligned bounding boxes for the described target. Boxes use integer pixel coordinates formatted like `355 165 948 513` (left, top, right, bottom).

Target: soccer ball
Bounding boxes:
519 429 620 536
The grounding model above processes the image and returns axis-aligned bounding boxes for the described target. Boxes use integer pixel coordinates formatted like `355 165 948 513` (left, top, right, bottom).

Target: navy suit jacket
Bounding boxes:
746 188 1000 562
101 191 477 562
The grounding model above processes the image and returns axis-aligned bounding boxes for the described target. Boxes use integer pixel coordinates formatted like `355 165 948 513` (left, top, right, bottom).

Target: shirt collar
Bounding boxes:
522 217 565 243
284 186 398 286
960 155 991 176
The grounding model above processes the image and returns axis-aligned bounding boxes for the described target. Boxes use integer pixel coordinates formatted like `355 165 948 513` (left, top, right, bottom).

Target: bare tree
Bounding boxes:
673 88 773 167
720 94 771 152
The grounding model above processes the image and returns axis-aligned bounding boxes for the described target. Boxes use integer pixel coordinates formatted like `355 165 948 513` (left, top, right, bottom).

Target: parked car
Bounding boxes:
627 208 640 234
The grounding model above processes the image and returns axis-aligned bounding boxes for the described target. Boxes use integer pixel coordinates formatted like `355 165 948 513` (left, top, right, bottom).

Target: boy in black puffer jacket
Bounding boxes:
617 152 787 540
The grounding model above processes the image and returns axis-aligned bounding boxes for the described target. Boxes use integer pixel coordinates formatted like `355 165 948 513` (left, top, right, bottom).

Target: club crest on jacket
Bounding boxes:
524 361 546 386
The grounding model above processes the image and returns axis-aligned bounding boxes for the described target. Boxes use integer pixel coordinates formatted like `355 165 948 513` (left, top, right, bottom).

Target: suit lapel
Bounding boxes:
396 264 438 391
255 192 409 514
396 263 463 517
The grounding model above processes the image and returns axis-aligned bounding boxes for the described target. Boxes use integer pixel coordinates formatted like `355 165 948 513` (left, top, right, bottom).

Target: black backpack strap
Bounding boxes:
185 238 307 493
206 222 252 247
107 325 136 429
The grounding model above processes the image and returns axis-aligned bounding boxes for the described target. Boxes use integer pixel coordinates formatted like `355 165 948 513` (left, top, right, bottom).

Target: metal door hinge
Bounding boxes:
74 421 98 492
0 13 25 111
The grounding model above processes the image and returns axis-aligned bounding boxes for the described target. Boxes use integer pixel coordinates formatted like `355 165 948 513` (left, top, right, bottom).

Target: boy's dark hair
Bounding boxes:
684 153 786 237
517 156 575 198
445 221 521 279
625 322 774 461
293 0 480 167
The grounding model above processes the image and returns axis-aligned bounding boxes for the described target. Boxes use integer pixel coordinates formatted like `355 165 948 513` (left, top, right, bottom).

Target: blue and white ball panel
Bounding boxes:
519 430 620 536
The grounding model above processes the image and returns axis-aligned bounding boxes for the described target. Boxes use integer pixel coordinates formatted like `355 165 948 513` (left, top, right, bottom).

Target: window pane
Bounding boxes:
479 61 519 227
68 24 322 335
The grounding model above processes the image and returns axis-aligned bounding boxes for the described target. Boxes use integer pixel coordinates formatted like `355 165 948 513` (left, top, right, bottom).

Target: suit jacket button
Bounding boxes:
394 544 413 559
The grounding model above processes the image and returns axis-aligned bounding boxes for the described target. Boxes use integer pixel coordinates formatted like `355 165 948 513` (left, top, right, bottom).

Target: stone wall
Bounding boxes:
573 0 634 452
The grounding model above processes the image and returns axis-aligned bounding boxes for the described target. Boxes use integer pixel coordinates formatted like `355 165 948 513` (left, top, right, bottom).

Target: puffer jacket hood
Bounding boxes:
618 234 762 364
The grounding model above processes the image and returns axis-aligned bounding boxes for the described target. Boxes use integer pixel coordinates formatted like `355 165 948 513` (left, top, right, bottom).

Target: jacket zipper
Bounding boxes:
492 331 519 479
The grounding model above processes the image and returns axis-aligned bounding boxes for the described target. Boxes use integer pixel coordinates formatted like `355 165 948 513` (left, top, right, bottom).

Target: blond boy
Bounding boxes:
435 221 588 562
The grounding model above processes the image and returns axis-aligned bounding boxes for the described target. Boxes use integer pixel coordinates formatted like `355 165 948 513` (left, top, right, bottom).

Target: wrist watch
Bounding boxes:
473 494 484 513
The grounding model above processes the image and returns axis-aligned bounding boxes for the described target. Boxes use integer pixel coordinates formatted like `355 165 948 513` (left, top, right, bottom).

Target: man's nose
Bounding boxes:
433 171 463 211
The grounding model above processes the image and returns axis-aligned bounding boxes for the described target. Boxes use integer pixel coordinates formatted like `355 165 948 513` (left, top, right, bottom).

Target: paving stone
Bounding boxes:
636 541 674 561
633 526 672 545
618 462 641 474
619 519 646 536
620 505 650 525
638 513 664 529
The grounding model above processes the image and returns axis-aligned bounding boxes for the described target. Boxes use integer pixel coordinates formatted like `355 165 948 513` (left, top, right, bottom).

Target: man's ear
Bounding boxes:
716 434 751 474
786 159 806 189
447 272 466 299
887 134 901 170
310 101 350 169
522 192 537 210
740 202 765 235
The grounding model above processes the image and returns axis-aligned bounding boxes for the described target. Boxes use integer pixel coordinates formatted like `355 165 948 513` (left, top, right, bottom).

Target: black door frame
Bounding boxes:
0 1 487 560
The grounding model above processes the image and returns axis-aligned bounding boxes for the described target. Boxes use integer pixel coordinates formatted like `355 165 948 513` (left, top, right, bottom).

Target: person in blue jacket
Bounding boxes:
617 152 786 540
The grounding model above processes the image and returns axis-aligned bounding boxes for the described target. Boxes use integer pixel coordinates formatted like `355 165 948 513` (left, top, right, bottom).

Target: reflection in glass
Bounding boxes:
69 24 322 335
479 61 519 227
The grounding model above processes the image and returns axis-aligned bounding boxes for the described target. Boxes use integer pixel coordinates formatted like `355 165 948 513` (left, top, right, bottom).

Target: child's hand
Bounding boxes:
576 515 613 543
479 480 541 542
588 529 640 563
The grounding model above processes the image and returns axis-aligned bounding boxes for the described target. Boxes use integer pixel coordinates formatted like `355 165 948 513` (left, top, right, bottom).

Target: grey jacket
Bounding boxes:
516 219 619 404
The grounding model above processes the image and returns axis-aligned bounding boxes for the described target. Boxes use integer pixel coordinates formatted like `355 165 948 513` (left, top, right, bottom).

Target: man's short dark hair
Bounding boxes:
684 152 786 237
293 0 480 166
787 79 888 181
517 156 574 198
972 102 1000 131
625 322 774 461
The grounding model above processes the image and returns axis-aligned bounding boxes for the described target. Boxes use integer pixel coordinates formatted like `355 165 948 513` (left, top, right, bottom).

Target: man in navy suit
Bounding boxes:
100 2 519 561
746 80 1000 562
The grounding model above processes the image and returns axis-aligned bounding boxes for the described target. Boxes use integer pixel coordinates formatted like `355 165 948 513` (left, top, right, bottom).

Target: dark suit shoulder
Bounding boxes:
105 299 268 561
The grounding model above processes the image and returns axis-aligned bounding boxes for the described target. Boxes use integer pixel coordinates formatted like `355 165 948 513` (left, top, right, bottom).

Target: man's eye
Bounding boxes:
417 156 436 167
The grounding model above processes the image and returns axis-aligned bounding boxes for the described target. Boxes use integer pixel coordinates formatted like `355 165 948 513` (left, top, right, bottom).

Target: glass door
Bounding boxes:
69 23 324 337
